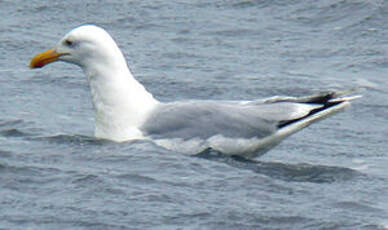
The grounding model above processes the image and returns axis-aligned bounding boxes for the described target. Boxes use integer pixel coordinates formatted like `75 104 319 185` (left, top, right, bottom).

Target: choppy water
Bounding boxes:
1 0 388 229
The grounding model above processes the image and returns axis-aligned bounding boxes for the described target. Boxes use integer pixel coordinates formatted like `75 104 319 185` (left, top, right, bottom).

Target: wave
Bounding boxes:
195 148 364 183
0 118 368 184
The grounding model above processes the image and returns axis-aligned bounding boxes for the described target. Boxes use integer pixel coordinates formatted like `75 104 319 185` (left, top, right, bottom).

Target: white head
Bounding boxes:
30 25 127 72
30 25 158 141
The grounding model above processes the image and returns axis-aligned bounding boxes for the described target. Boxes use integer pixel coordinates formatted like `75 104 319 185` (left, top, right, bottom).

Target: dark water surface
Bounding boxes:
1 0 388 229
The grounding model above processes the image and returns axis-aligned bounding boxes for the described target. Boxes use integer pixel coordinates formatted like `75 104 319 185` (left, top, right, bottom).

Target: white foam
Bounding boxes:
379 222 388 230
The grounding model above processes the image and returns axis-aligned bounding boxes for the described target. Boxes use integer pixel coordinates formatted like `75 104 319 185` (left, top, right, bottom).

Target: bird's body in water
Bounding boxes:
30 25 360 158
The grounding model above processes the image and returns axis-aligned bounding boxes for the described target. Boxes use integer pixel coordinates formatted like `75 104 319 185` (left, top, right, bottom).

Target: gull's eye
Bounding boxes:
64 39 74 47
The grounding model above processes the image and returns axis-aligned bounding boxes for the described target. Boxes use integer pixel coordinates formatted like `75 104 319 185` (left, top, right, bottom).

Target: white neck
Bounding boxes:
83 54 159 142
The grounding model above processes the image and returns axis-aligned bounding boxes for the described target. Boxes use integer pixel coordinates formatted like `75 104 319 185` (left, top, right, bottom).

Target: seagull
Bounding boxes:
30 25 359 158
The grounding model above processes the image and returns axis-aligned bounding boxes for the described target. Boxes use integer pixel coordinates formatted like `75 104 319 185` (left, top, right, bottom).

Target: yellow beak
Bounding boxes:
30 48 63 69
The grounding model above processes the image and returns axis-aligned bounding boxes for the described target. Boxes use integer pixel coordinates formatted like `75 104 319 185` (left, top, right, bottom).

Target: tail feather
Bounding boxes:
225 89 361 159
237 89 361 158
277 89 361 129
263 88 362 104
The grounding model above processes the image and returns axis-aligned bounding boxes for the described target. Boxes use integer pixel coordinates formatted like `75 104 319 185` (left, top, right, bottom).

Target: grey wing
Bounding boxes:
140 100 313 140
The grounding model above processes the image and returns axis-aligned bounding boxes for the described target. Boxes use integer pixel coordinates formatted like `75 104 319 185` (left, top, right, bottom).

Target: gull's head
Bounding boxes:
30 25 124 70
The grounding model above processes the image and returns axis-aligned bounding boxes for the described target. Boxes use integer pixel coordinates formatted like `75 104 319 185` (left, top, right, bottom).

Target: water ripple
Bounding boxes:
196 149 363 183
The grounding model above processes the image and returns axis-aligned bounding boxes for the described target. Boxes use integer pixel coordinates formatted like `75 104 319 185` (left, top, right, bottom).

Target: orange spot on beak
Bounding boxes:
30 48 63 68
